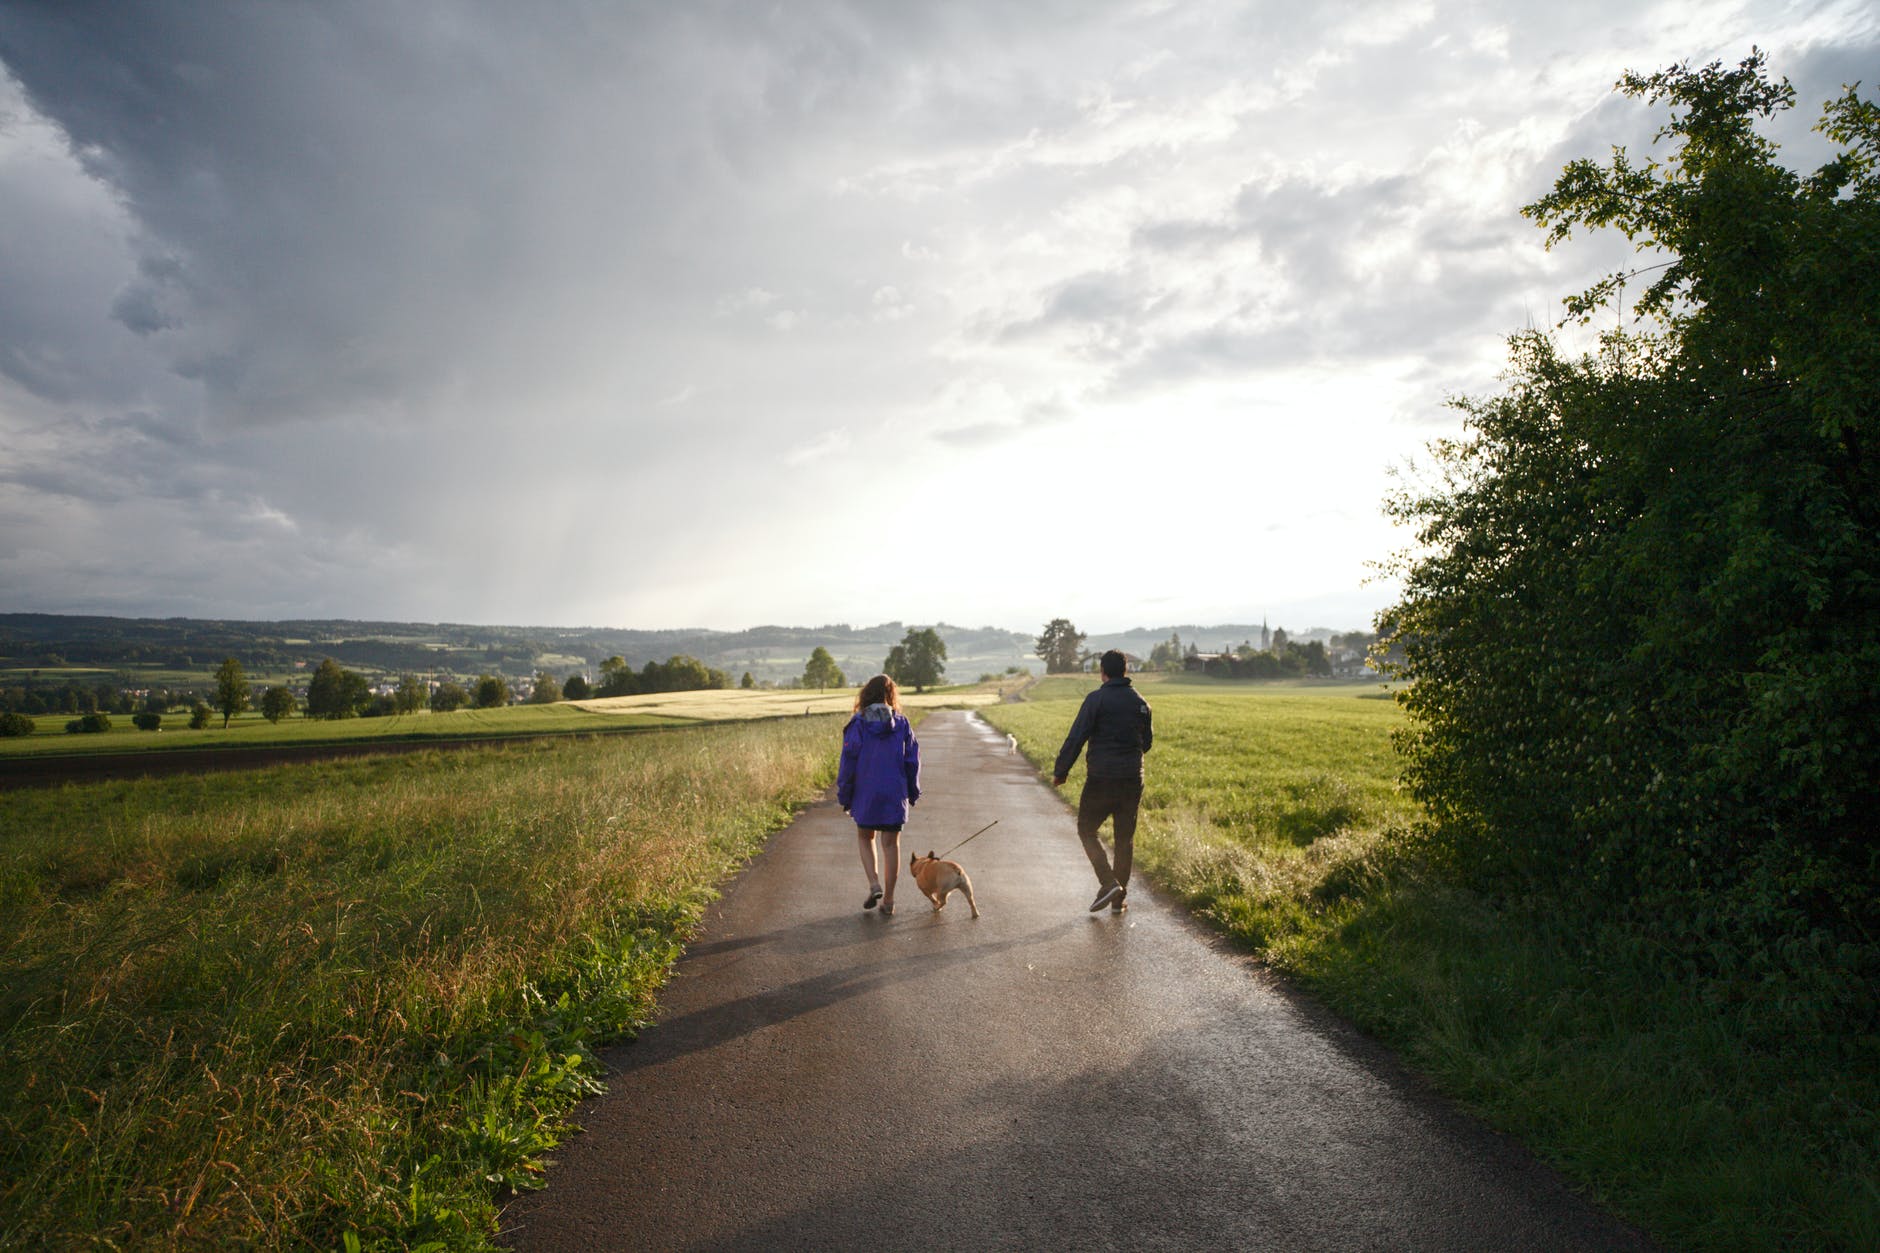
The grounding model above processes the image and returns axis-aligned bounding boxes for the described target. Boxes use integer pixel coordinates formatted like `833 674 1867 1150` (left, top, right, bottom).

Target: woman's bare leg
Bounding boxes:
879 829 900 908
856 830 882 891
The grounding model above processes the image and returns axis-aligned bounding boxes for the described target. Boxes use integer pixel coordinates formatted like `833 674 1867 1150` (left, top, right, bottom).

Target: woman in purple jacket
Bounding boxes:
836 673 921 916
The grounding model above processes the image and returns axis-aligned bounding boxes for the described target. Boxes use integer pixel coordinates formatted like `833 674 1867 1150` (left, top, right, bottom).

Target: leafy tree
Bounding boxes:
66 712 111 733
884 627 947 693
132 712 163 731
529 670 563 704
261 686 297 723
188 701 212 729
802 647 845 692
305 659 370 720
0 711 36 736
1035 618 1085 674
562 673 590 701
637 655 729 693
739 671 755 690
1381 55 1879 952
392 674 427 714
430 681 469 713
213 657 249 729
1148 632 1184 670
595 655 638 698
474 674 511 709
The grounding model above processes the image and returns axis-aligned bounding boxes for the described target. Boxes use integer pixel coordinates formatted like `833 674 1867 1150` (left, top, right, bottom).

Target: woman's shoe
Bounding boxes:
880 899 895 916
864 888 883 911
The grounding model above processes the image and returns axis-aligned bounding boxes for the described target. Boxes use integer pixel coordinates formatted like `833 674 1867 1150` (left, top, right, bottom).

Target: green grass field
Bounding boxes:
0 685 999 759
0 702 684 757
0 717 843 1249
984 678 1877 1253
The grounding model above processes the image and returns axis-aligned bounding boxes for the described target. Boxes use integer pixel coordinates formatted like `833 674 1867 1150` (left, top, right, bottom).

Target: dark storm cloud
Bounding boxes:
2 3 683 423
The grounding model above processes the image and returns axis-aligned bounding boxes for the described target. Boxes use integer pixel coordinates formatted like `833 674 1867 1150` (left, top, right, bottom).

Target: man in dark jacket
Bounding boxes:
1052 649 1153 913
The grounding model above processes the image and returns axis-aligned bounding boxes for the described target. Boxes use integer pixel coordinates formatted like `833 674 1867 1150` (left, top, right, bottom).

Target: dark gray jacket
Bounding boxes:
1053 676 1154 781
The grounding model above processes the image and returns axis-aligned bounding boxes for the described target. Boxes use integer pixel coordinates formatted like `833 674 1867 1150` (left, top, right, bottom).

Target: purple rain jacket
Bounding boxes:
836 702 922 827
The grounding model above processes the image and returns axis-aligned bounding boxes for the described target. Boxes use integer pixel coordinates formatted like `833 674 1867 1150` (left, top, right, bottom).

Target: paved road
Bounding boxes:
501 710 1651 1252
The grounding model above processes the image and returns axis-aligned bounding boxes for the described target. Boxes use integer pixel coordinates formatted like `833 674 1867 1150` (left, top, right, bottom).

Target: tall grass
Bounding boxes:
984 683 1878 1253
0 718 840 1249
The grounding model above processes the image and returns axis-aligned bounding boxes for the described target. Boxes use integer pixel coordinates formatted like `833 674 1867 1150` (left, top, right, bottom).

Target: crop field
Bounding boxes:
572 683 1000 723
0 684 1000 760
985 680 1877 1253
0 717 843 1249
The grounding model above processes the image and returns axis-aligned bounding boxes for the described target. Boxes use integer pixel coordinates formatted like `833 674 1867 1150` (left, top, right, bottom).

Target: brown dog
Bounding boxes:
909 851 980 918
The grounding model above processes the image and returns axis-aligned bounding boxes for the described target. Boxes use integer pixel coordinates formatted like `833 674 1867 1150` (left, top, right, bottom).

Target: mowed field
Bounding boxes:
0 716 845 1249
985 677 1878 1253
571 684 1000 722
0 684 1000 759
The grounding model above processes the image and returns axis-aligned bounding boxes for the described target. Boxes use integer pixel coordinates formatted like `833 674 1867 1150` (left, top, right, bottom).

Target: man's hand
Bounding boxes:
1051 775 1067 789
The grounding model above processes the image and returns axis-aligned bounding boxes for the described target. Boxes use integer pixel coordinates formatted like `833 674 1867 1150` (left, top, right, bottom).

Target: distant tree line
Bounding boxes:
0 614 1034 686
0 682 141 716
1191 638 1333 679
592 654 730 698
1033 622 1357 680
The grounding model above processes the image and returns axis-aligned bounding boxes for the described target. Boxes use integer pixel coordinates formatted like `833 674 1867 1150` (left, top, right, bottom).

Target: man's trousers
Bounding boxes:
1077 775 1143 891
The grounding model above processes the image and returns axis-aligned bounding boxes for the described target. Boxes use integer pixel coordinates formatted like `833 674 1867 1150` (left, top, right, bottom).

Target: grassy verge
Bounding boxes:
0 717 842 1249
983 682 1878 1253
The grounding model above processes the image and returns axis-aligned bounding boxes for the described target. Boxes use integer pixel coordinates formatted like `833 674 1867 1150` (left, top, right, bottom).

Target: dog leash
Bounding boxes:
936 819 1000 860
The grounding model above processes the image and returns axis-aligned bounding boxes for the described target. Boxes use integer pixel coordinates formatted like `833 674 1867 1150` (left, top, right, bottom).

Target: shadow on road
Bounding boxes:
608 918 1082 1076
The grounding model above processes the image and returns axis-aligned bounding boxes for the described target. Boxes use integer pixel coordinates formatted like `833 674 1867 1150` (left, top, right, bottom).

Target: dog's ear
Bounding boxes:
927 850 936 859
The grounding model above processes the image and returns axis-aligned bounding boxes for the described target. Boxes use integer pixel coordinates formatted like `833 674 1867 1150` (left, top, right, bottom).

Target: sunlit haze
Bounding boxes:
1 2 1872 632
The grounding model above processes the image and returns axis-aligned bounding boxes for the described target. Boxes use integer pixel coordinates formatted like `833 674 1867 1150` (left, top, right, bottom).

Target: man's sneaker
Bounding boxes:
1089 884 1124 912
1111 888 1128 913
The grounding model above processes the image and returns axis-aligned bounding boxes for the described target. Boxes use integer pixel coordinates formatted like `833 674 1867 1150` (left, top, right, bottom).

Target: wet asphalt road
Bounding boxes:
500 710 1652 1252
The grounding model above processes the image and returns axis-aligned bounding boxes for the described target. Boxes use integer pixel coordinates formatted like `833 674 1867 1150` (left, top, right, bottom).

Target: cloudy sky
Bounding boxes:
0 2 1872 633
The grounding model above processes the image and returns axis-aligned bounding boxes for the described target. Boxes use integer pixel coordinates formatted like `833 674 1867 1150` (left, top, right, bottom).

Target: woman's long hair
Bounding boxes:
854 673 902 713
